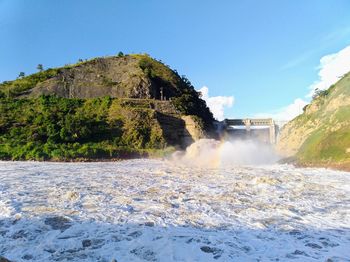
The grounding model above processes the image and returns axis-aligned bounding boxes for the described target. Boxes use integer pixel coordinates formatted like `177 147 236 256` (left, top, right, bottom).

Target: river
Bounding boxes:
0 153 350 261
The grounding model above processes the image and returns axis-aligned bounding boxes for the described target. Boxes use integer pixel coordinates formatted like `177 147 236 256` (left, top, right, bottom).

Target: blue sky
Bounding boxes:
1 0 350 119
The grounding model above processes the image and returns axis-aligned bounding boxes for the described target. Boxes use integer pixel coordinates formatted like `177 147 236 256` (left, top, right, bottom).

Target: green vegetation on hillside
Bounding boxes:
0 53 215 161
299 126 350 162
0 69 59 98
279 72 350 168
0 96 173 161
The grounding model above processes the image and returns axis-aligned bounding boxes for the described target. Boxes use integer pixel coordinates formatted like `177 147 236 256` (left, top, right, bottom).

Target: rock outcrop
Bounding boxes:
19 55 184 99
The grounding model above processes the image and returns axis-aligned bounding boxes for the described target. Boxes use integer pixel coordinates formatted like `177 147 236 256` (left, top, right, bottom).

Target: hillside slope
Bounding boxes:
1 54 183 99
0 54 213 127
277 72 350 169
0 54 214 160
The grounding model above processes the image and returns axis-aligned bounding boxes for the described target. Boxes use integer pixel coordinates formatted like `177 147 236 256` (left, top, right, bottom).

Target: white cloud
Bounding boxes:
281 27 350 71
307 45 350 97
256 44 350 122
198 86 234 121
253 98 308 122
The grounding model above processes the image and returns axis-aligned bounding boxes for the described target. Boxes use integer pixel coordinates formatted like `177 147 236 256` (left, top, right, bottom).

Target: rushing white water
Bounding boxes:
174 139 280 167
0 158 350 261
0 137 350 262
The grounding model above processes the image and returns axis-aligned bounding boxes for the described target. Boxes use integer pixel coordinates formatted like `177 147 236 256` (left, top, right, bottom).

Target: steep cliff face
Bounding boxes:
277 72 350 168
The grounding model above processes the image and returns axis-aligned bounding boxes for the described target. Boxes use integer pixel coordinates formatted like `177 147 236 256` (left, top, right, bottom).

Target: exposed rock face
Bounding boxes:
159 113 189 144
155 109 205 147
181 116 206 141
277 72 350 167
277 118 320 157
26 55 180 99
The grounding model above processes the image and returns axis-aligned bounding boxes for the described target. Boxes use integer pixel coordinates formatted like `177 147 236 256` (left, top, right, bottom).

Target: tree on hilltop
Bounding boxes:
37 64 44 72
18 72 25 78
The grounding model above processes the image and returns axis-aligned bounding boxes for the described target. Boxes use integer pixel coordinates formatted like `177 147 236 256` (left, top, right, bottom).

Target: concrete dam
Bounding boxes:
222 118 280 144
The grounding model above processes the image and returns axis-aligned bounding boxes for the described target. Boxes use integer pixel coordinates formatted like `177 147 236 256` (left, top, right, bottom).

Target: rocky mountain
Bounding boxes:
0 54 214 160
277 72 350 170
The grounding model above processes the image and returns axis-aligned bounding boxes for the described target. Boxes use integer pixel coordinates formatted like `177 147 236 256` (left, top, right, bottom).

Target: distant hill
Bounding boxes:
277 72 350 170
0 54 214 161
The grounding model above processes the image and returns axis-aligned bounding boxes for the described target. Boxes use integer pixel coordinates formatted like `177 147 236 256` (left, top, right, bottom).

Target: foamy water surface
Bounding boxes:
0 160 350 261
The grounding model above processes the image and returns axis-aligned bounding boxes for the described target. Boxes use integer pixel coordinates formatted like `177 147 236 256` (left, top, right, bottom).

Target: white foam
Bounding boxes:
0 160 349 261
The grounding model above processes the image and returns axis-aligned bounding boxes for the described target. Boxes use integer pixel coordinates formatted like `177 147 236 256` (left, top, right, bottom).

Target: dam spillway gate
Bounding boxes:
223 118 278 144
